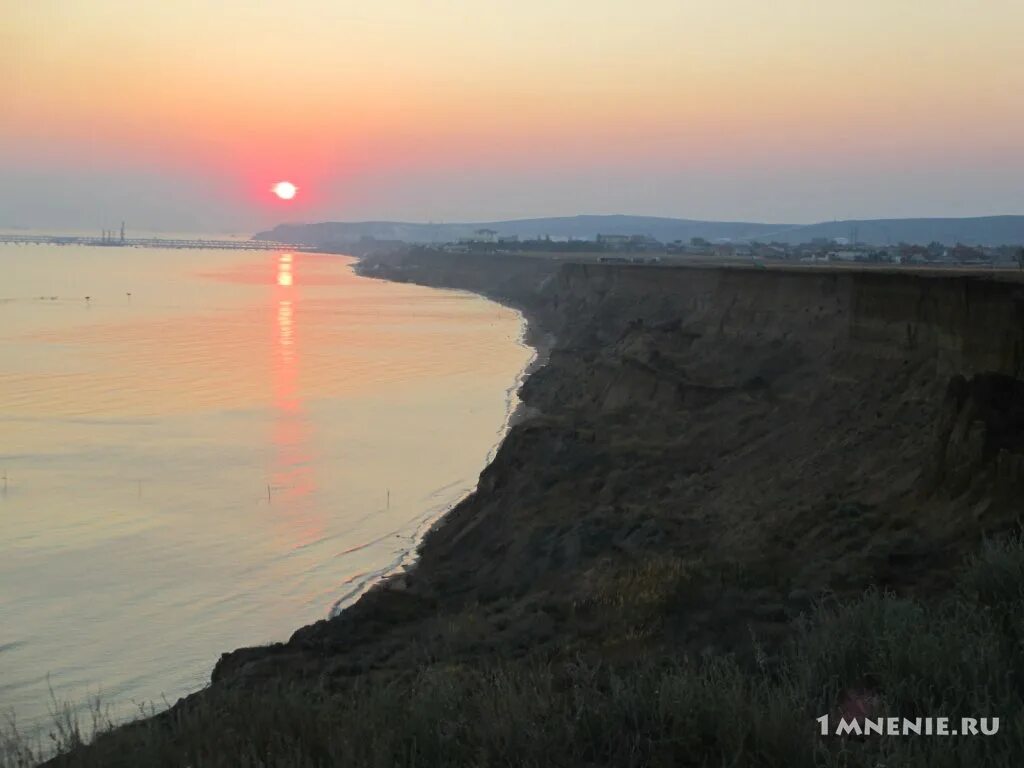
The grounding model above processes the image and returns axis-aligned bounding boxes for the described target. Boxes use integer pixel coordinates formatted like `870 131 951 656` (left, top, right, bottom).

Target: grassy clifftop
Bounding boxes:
9 537 1022 767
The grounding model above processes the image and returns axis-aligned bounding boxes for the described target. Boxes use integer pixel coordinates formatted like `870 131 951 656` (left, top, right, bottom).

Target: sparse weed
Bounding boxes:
4 536 1023 767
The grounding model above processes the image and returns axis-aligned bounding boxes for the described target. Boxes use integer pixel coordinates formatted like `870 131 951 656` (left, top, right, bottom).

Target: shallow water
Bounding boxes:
0 244 532 726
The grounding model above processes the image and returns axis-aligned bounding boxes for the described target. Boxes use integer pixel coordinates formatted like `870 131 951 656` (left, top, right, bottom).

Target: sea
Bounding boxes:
0 242 533 728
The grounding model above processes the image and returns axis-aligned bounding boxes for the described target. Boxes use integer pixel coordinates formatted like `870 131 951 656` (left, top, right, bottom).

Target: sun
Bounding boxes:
272 181 297 200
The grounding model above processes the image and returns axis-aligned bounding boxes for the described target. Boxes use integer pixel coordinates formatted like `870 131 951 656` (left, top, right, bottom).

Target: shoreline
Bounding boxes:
325 263 547 614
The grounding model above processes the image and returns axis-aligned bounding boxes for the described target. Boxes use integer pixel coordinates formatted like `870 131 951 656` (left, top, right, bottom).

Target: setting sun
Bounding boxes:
272 181 297 200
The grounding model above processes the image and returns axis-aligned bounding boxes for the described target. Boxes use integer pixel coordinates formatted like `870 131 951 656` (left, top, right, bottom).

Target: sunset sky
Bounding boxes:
4 0 1023 232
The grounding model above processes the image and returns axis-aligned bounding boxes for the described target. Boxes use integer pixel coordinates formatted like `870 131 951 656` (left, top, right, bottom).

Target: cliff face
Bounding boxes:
211 253 1024 688
545 263 1024 376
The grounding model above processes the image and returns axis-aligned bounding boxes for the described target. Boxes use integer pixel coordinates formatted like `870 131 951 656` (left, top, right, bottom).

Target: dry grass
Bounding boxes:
4 536 1023 767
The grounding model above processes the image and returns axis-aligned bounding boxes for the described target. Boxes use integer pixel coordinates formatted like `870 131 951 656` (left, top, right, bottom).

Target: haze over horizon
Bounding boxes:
5 1 1024 233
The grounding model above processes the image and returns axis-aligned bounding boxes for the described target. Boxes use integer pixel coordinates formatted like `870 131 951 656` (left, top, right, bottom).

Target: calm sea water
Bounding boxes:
0 244 532 727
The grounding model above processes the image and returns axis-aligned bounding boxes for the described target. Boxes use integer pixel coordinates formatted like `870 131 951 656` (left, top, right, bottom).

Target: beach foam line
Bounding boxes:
326 303 540 619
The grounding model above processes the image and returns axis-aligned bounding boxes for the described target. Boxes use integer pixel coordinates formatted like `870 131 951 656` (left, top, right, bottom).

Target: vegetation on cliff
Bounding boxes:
5 535 1024 766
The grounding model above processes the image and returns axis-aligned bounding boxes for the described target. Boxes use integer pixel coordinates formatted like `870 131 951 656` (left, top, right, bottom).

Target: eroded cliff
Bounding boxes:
205 253 1024 689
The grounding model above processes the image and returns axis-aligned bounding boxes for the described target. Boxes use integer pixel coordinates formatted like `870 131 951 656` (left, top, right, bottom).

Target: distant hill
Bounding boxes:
755 216 1024 246
255 216 788 246
256 214 1024 247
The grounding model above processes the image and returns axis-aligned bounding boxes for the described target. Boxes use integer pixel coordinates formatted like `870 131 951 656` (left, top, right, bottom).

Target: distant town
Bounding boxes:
399 227 1024 269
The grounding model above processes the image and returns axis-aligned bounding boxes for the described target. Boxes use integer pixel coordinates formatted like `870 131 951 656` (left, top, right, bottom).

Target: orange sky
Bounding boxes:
4 1 1024 229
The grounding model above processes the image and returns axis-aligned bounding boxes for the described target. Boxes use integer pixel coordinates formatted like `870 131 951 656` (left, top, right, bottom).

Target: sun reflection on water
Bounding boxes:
277 253 294 286
270 252 319 548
